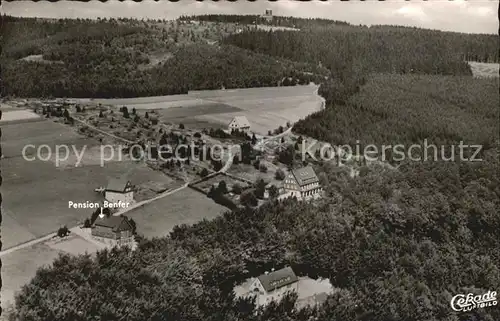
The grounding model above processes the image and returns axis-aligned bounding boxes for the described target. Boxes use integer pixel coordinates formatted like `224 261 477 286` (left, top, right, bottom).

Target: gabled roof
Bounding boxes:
290 166 319 186
106 177 131 193
257 267 298 292
94 215 132 232
229 116 250 128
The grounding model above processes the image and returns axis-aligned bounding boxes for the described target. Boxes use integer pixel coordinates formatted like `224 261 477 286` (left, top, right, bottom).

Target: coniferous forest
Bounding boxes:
3 13 500 321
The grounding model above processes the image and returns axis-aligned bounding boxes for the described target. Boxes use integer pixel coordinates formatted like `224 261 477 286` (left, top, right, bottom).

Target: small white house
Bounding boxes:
105 177 134 205
228 116 250 133
249 267 299 306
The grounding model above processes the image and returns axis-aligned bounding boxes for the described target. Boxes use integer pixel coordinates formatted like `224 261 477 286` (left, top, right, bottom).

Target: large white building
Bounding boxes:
249 267 299 306
282 166 322 200
228 116 251 133
104 177 134 205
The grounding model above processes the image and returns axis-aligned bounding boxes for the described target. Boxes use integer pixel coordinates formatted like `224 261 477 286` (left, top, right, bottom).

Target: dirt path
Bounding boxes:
0 233 56 258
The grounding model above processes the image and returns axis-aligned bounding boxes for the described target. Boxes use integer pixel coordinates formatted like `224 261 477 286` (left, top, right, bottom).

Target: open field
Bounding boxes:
71 85 323 134
0 109 41 124
1 119 179 249
125 188 227 239
469 61 499 78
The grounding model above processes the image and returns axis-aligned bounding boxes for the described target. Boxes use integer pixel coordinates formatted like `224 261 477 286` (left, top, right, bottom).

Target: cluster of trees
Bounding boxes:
11 150 499 320
207 180 238 210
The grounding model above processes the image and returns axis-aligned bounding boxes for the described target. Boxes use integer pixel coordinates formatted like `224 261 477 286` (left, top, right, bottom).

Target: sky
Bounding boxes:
2 0 498 34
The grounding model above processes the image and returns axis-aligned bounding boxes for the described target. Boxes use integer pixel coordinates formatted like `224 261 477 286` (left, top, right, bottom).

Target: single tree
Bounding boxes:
217 181 228 194
268 185 279 198
232 183 242 195
275 168 286 180
200 168 209 177
240 190 258 207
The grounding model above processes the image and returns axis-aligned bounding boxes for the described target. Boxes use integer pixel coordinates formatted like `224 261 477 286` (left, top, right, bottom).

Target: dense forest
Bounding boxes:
224 28 497 74
3 14 497 98
1 15 326 98
293 74 499 162
10 153 500 321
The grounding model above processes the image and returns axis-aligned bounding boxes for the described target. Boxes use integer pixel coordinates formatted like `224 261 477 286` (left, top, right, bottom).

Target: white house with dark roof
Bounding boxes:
105 177 134 205
249 267 299 306
282 166 322 200
228 116 250 133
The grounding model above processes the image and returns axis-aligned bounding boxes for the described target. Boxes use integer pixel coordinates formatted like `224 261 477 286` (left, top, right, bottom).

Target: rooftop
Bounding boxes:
229 116 250 128
106 176 131 193
257 267 298 292
94 215 132 232
291 166 319 186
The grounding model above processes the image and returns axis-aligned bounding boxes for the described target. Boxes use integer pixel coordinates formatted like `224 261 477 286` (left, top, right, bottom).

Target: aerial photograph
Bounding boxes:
0 0 498 320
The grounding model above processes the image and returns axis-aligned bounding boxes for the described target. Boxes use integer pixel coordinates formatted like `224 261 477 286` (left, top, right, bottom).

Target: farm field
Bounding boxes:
74 85 323 134
469 61 499 78
125 188 227 239
1 119 179 249
0 109 41 124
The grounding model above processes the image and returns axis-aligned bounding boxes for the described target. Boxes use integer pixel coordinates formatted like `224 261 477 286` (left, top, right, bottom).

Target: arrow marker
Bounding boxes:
98 207 105 219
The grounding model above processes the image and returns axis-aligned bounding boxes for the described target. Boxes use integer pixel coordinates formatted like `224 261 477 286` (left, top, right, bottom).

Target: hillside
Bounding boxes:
293 74 499 160
0 15 326 98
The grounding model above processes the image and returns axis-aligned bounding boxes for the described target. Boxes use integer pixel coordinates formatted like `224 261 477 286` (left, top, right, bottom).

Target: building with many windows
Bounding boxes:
282 166 322 200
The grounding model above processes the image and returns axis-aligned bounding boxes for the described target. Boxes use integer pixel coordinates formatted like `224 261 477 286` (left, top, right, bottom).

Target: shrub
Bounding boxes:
275 168 286 180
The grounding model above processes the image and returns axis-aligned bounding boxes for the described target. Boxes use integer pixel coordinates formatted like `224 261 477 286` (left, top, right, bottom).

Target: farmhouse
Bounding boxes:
282 166 322 200
91 215 134 248
249 267 299 306
105 177 134 205
228 116 250 133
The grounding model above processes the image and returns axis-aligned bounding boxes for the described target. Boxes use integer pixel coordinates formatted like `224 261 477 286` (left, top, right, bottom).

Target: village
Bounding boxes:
2 94 346 310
